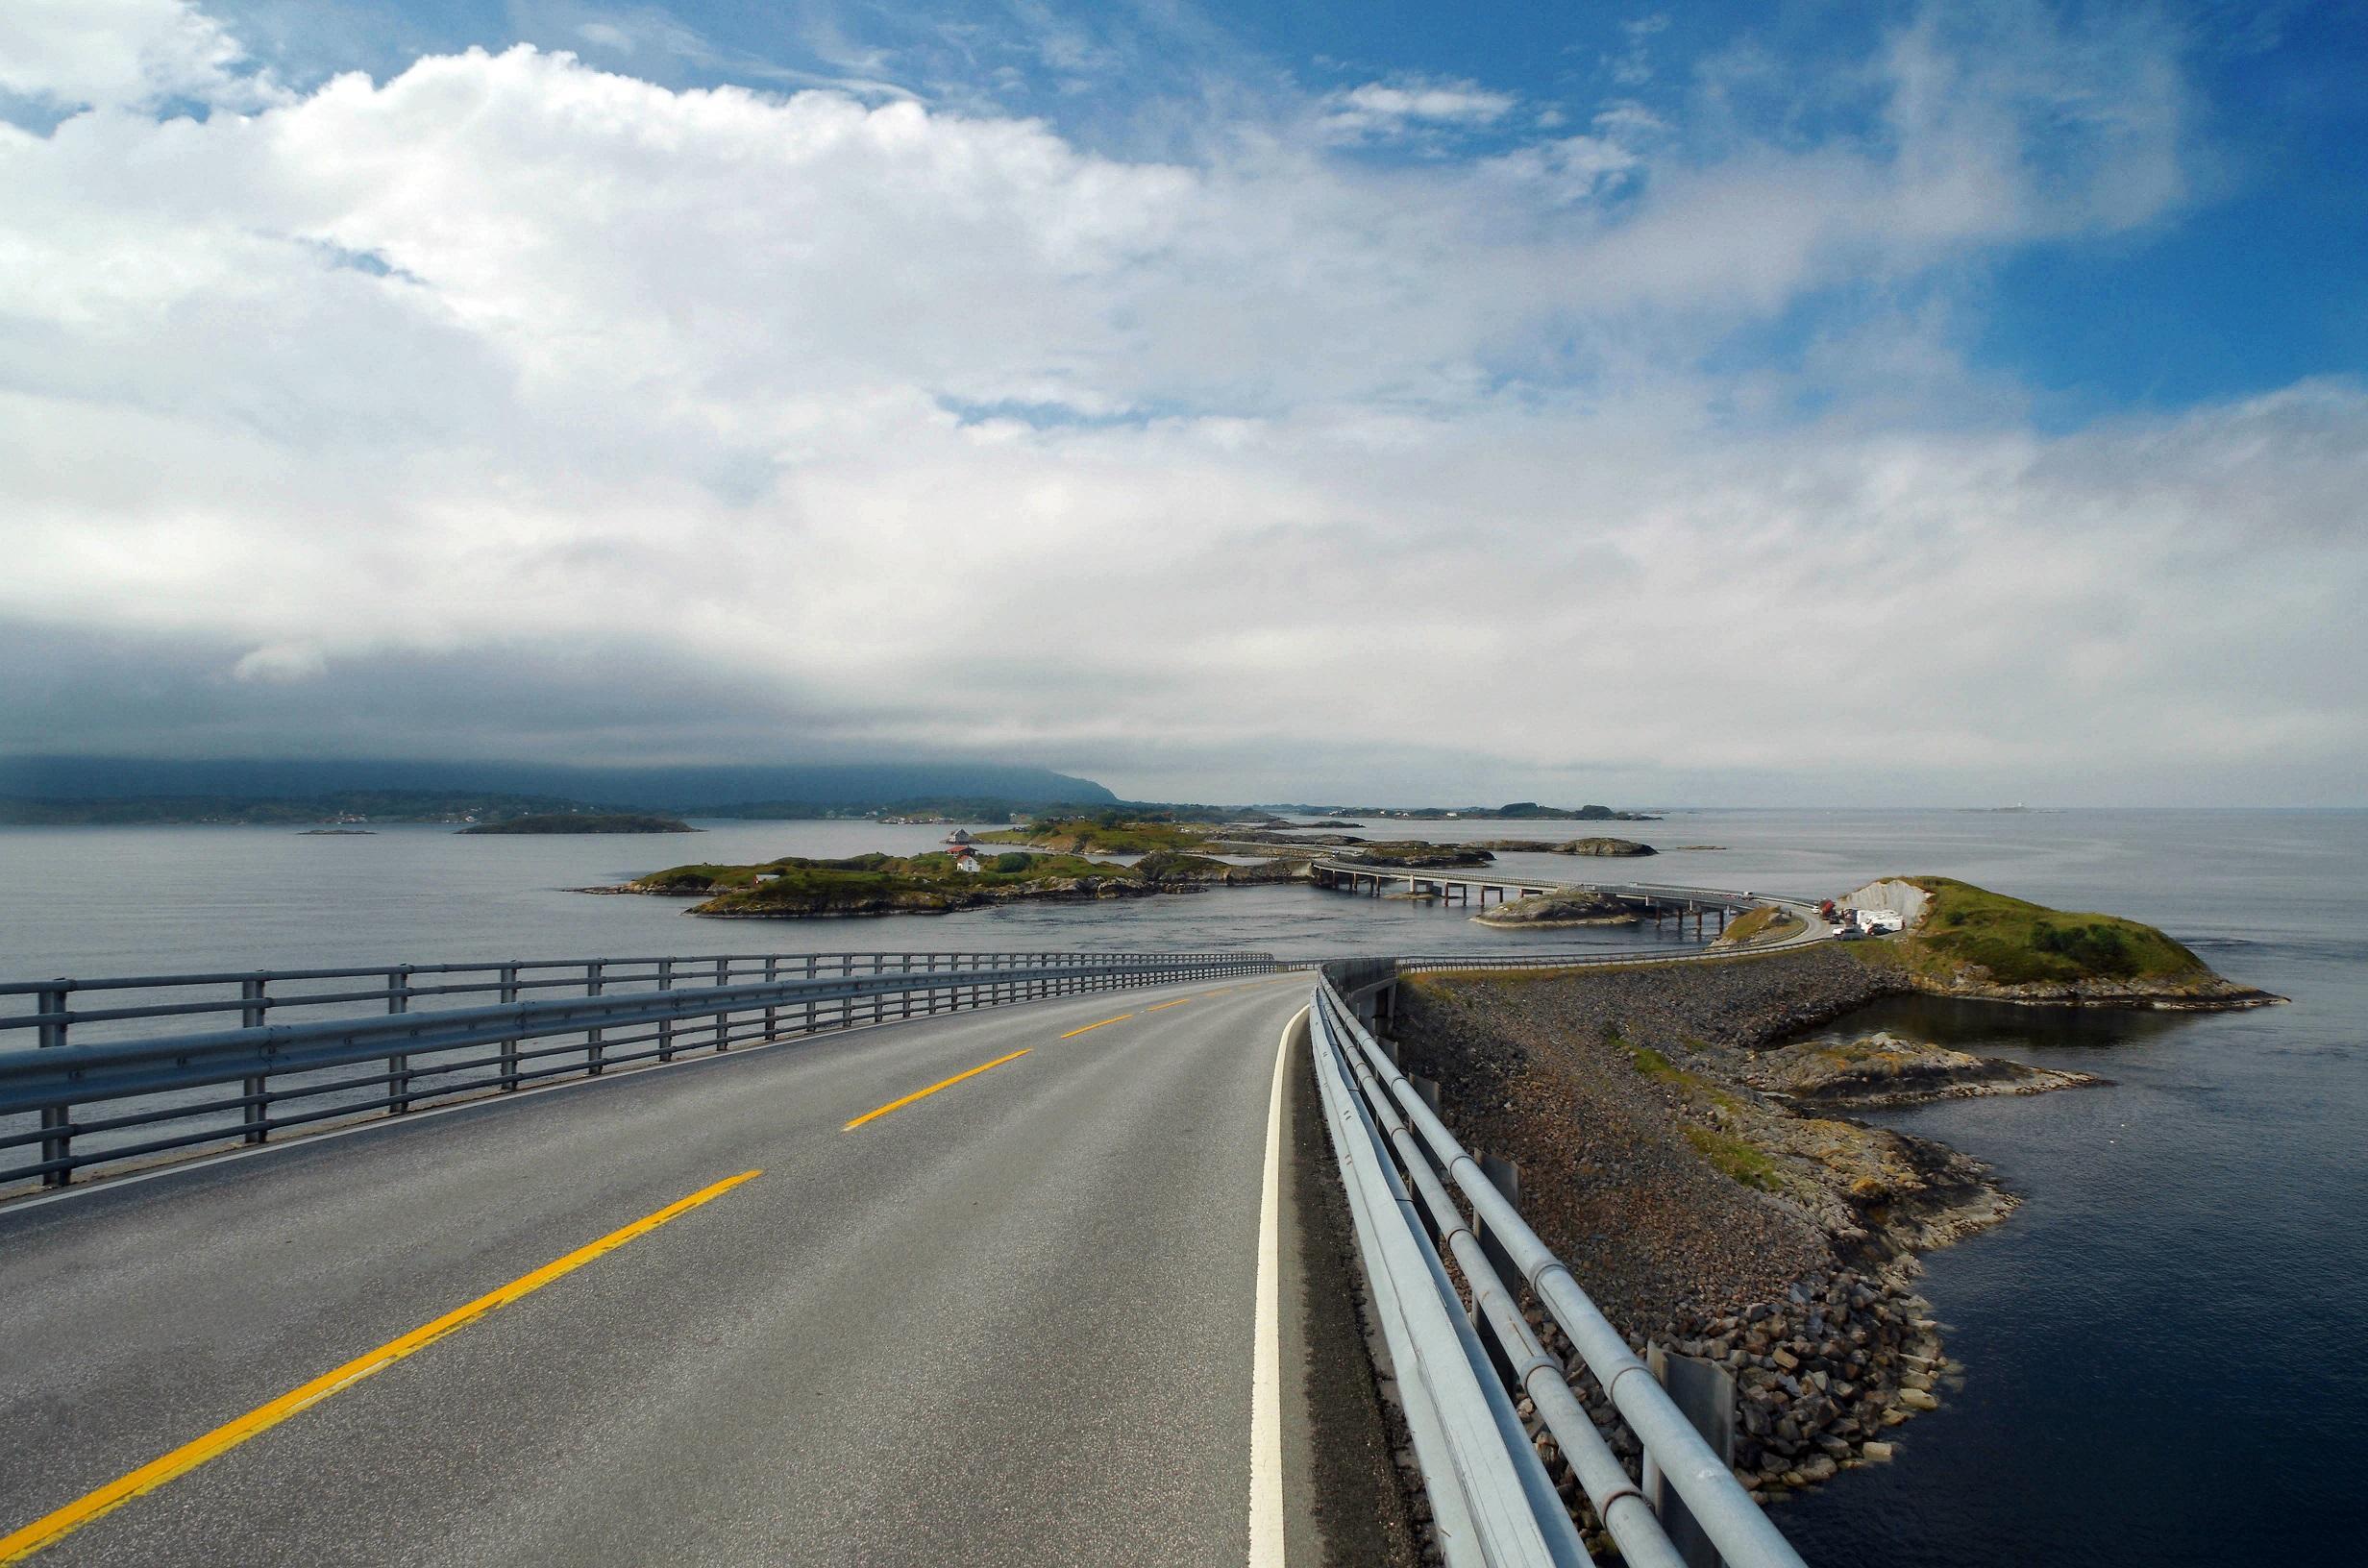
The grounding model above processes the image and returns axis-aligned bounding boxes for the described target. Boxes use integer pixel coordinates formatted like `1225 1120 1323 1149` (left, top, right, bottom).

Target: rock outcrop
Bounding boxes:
1470 890 1638 928
1741 1031 2105 1109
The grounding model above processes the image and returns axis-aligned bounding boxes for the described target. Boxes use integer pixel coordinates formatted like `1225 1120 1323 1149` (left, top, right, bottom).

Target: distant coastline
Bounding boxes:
459 813 697 835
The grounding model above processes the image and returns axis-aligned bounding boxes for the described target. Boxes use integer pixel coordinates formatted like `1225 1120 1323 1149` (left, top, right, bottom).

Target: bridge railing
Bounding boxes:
0 949 1281 1190
1310 963 1806 1568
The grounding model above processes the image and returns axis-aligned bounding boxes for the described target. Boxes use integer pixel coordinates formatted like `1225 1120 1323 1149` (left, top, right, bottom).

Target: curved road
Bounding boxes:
0 975 1322 1566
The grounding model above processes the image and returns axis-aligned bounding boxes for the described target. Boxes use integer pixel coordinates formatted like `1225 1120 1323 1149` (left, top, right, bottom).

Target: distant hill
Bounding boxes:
0 757 1116 822
458 813 697 835
1253 800 1660 821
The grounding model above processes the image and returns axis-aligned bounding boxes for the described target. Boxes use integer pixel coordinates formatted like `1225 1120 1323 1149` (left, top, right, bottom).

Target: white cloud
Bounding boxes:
0 0 270 111
0 4 2356 803
1480 134 1640 205
1322 76 1518 140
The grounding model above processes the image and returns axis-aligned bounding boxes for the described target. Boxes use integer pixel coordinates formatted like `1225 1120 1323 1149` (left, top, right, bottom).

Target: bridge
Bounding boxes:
0 902 1829 1566
1312 860 1806 939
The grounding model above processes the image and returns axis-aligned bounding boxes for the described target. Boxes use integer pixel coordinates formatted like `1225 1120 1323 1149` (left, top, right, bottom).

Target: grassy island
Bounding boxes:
1845 875 2277 1006
460 813 697 835
603 845 1298 918
974 817 1209 854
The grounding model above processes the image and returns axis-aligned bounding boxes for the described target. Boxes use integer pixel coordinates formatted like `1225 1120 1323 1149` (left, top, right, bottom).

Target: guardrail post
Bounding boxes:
715 956 732 1050
388 968 412 1112
1470 1153 1524 1392
499 964 522 1088
657 958 677 1060
1645 1345 1739 1568
37 984 70 1186
1476 1153 1521 1293
764 956 780 1041
586 961 606 1074
241 977 269 1143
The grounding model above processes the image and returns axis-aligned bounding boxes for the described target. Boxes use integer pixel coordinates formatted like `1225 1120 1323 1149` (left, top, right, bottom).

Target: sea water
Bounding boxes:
2 807 2358 1563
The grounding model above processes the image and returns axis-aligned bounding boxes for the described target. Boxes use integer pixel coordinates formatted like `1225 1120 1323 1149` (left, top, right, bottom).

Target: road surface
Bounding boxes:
0 975 1336 1566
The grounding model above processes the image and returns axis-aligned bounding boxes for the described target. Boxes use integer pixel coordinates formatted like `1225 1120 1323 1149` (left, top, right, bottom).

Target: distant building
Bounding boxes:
946 829 974 845
954 852 981 873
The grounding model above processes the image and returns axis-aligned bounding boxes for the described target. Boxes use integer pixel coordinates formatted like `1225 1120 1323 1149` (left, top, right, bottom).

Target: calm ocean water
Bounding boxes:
2 807 2359 1562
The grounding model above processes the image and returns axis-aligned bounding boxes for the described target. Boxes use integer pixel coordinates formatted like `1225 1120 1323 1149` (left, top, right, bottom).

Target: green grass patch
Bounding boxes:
1683 1125 1786 1191
1901 876 2204 985
1625 1041 1690 1088
1717 905 1803 946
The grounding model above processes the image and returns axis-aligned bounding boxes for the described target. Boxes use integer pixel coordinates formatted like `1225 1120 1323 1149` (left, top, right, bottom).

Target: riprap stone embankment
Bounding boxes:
1389 947 1990 1513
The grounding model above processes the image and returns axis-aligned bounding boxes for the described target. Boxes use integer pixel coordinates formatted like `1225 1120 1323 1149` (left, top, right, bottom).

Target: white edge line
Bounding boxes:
1248 1004 1305 1567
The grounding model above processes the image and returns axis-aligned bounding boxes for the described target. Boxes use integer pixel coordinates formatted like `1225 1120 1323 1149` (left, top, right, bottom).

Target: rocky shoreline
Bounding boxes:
1743 1030 2107 1110
1388 946 2042 1527
1888 965 2284 1010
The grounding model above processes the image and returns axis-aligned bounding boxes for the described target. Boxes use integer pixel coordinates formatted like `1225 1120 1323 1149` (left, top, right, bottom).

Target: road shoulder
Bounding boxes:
1278 1008 1421 1568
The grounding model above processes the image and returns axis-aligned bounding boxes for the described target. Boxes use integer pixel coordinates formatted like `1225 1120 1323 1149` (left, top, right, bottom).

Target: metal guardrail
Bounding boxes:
0 949 1280 1189
1311 964 1808 1568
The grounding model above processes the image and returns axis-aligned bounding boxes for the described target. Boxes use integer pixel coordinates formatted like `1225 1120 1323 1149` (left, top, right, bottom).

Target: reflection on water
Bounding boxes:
1793 992 2196 1056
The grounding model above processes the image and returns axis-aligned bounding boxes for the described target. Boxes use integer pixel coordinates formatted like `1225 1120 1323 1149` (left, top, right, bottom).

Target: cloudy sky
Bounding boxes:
2 0 2362 805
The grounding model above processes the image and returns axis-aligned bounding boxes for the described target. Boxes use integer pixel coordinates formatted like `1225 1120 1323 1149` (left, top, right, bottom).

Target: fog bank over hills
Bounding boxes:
0 757 1117 813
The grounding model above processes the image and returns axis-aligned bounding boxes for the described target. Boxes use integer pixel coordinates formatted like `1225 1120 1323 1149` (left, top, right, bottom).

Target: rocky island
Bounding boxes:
1381 875 2273 1527
985 813 1499 869
1471 890 1639 928
587 845 1306 917
1742 1031 2105 1109
973 818 1210 854
1467 836 1657 857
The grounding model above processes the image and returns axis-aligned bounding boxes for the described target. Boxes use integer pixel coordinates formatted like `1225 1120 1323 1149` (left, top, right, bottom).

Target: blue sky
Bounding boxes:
0 0 2362 802
185 0 2366 419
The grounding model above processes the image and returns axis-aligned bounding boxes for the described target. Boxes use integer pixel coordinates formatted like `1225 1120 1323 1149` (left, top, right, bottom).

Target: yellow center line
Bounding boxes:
0 1168 761 1565
1146 998 1193 1013
841 1048 1030 1129
1057 1014 1134 1040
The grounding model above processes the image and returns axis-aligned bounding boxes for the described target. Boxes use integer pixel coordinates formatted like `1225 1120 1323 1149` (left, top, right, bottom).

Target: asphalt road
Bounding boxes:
0 975 1320 1566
